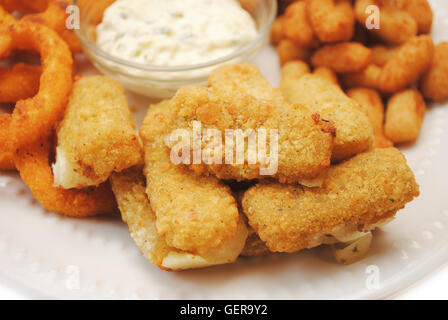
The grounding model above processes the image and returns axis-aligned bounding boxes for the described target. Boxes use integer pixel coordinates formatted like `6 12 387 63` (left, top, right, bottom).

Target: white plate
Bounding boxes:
1 0 448 300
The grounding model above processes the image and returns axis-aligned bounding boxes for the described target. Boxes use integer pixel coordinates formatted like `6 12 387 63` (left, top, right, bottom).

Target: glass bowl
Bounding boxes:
73 0 277 99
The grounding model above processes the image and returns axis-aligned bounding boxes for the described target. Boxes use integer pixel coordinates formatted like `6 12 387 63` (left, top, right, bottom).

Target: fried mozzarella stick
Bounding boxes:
53 76 142 189
242 148 419 253
281 73 373 162
111 166 248 270
163 86 334 184
140 101 245 257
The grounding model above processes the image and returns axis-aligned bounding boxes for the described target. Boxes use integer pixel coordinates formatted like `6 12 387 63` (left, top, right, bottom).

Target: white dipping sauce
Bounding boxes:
96 0 258 67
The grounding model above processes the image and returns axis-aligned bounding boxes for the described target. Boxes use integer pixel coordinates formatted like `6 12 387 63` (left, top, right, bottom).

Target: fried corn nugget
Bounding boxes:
379 35 434 93
371 45 397 67
276 39 312 65
347 88 393 148
311 42 372 74
271 16 285 45
281 73 373 162
385 89 426 143
14 136 117 217
355 0 417 45
283 1 319 48
420 42 448 102
340 64 382 89
306 0 355 43
140 101 242 255
0 63 41 103
53 76 142 189
207 64 284 105
395 0 433 34
163 86 334 183
242 148 419 253
111 166 248 270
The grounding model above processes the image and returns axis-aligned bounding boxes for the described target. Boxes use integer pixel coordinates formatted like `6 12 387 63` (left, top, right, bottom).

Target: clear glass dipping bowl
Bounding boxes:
73 0 277 98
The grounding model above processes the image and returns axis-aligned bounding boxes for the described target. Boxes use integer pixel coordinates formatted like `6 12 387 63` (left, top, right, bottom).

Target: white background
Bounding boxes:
0 262 447 299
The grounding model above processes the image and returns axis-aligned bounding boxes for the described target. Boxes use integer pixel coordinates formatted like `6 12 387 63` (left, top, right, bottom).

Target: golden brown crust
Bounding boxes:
140 101 240 255
54 76 142 188
164 84 334 183
281 74 373 162
242 148 419 253
420 42 448 102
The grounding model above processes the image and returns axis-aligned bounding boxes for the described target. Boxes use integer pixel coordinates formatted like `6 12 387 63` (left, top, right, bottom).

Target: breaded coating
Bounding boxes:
341 64 382 89
306 0 355 43
280 60 311 93
53 76 142 189
281 74 373 162
276 39 312 65
207 64 284 105
420 42 448 102
347 88 393 148
242 148 419 253
271 16 285 45
395 0 433 34
162 85 334 183
240 227 271 257
283 1 319 48
139 101 241 255
355 0 417 45
312 67 339 86
111 166 248 270
385 89 426 143
378 35 434 93
311 42 372 74
371 45 398 67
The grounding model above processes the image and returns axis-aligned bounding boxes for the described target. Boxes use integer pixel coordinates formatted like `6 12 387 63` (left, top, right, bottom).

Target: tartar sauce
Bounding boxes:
96 0 258 67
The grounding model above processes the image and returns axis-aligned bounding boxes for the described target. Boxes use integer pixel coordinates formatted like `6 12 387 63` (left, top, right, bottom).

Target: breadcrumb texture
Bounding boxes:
281 74 373 162
54 76 142 188
111 166 248 270
166 85 334 183
420 42 448 102
140 101 240 255
242 148 419 253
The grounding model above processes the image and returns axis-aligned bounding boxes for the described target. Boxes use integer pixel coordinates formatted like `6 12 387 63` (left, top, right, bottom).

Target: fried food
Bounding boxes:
8 0 82 53
162 84 334 183
306 0 355 43
282 1 318 48
14 135 117 217
240 227 270 257
53 76 142 189
0 151 14 170
140 101 243 255
0 3 15 26
281 73 373 162
347 88 393 148
420 42 448 102
0 21 73 162
340 64 382 89
242 148 419 253
271 16 285 45
379 35 434 93
311 42 372 74
385 89 426 143
111 165 248 270
0 0 49 13
0 63 41 103
395 0 433 34
371 45 397 67
355 0 417 45
276 39 312 65
312 67 339 86
207 64 284 105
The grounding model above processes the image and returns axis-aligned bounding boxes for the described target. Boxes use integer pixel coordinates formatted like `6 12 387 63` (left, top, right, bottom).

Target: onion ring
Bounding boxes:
0 63 41 103
0 21 73 157
14 135 117 217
